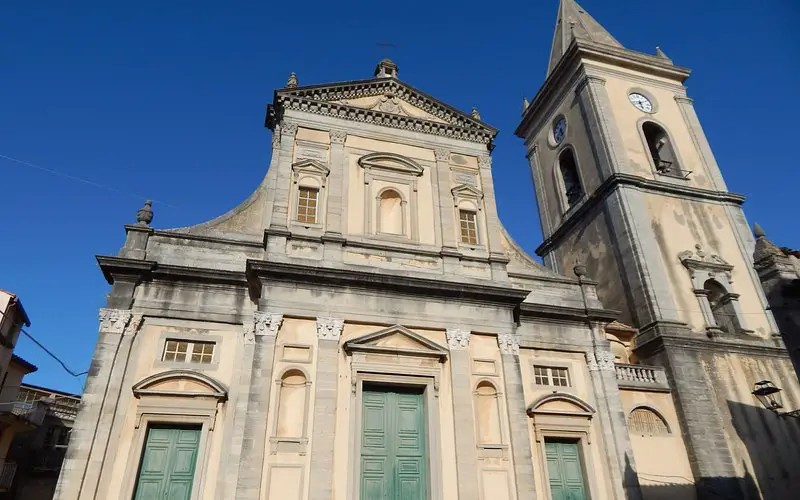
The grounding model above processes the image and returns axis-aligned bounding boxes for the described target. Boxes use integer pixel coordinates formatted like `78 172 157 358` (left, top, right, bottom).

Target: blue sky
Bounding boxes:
2 0 798 392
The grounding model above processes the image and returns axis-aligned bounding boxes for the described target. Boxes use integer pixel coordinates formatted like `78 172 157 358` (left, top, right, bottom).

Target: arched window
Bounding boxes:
642 122 681 177
474 381 502 444
377 189 404 235
628 407 670 436
558 149 583 208
704 279 741 334
276 369 308 438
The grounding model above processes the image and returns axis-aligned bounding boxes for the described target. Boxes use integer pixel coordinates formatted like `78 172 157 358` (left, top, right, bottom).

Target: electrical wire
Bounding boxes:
21 328 88 378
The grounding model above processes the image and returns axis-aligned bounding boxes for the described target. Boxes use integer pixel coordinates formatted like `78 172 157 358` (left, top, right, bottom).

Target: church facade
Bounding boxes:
54 2 800 499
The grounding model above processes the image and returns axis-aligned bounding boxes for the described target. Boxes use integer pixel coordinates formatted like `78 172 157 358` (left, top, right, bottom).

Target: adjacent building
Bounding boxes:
54 1 800 499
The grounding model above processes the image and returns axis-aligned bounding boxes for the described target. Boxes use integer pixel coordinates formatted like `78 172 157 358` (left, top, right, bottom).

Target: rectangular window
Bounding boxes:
533 365 570 387
459 210 478 245
296 187 319 224
162 340 215 364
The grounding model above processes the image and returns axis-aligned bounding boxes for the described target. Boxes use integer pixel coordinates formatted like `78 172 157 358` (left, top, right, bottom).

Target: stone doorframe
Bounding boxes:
120 370 228 500
527 392 602 500
343 325 448 500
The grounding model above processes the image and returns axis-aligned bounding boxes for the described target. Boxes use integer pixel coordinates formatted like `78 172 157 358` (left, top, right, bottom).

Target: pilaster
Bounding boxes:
574 75 626 180
269 120 298 231
497 334 537 500
325 130 347 236
674 96 728 192
308 317 344 500
434 149 458 250
446 328 479 500
477 155 510 281
235 312 283 500
54 309 137 500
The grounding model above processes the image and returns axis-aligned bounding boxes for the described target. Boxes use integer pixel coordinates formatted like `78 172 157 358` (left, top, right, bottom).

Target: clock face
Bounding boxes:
553 118 567 144
629 93 653 112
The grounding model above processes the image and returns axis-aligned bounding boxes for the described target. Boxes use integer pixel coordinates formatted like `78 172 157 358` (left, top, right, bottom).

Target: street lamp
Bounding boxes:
752 380 800 418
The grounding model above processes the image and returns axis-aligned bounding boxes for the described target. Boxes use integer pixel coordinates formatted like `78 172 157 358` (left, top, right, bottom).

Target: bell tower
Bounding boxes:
517 1 790 498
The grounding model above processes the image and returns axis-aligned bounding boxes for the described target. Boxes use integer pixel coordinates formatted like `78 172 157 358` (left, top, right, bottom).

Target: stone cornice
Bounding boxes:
536 174 746 257
267 77 496 146
97 255 246 287
152 230 263 248
635 329 789 359
518 302 618 324
246 260 529 306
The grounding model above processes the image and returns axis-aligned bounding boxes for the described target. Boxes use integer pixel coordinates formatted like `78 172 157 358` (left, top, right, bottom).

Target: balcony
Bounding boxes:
0 461 16 492
615 363 671 392
0 400 46 427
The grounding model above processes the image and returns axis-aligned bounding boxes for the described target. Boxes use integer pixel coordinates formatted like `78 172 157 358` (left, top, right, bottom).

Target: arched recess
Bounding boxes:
704 279 742 334
628 405 671 436
553 146 584 212
474 380 503 445
270 367 312 454
376 188 406 235
638 118 685 178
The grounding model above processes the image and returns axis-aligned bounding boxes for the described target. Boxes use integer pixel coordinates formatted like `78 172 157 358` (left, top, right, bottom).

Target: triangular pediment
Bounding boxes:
451 184 484 199
292 159 330 177
271 78 496 146
344 325 448 360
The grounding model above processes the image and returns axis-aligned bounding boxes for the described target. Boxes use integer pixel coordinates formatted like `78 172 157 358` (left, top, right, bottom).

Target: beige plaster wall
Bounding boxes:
518 347 613 499
102 319 239 500
619 389 695 498
703 352 800 499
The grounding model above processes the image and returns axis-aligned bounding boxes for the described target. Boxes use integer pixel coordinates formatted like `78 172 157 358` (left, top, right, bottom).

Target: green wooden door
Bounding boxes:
361 386 427 500
545 440 587 500
134 425 201 500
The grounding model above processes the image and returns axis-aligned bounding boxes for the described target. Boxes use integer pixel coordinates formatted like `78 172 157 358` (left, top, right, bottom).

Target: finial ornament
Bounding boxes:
374 58 398 79
471 106 481 120
655 46 669 60
754 223 766 238
136 200 153 226
522 96 530 112
286 72 298 88
573 260 587 278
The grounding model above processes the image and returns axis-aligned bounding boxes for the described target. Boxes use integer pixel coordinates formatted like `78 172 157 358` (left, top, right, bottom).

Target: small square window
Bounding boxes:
297 187 319 224
162 340 215 364
459 210 478 245
533 365 570 387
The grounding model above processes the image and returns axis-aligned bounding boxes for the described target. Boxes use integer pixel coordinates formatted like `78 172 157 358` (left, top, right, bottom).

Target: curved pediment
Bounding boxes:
132 370 227 401
527 393 595 417
344 324 448 360
358 153 424 177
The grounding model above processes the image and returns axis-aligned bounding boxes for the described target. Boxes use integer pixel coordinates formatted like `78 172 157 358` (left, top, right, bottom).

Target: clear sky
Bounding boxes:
2 0 798 392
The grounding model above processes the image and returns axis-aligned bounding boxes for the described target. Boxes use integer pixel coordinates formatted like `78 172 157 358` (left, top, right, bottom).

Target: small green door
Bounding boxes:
361 385 427 500
134 425 201 500
545 440 587 500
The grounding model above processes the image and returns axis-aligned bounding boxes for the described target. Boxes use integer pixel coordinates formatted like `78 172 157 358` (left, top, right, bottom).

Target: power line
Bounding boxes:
21 328 88 378
0 153 182 210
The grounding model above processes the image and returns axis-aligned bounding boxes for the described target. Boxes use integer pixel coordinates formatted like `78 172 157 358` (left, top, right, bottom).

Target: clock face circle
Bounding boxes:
553 118 567 144
629 93 653 112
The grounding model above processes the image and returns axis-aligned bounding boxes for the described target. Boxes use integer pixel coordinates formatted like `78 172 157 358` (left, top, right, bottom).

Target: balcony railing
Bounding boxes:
0 400 47 426
0 461 17 492
615 363 671 392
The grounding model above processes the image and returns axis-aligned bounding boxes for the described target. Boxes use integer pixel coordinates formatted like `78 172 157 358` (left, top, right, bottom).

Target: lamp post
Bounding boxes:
752 380 800 418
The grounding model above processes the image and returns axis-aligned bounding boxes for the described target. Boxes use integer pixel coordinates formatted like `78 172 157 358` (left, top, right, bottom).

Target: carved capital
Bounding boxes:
497 333 520 355
446 328 470 350
585 351 598 371
478 155 492 169
255 312 283 337
271 133 281 148
280 121 298 137
329 129 347 145
434 148 450 162
125 314 144 336
575 75 606 95
674 95 694 105
595 350 615 371
99 309 132 334
316 317 344 341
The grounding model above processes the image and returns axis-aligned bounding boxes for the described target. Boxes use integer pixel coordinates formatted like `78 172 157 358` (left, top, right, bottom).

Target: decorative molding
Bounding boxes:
678 244 733 275
433 149 450 162
125 314 144 336
359 152 424 177
280 121 298 137
99 309 132 334
585 352 598 371
497 334 520 355
271 133 281 148
451 184 484 205
446 328 470 350
329 129 347 144
316 317 344 341
595 350 615 371
243 319 255 344
574 74 607 95
477 155 492 169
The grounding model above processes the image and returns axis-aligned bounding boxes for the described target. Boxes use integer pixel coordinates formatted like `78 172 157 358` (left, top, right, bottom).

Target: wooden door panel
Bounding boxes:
545 440 586 500
134 426 200 500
